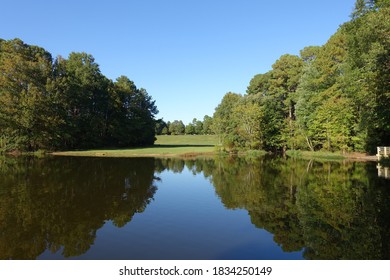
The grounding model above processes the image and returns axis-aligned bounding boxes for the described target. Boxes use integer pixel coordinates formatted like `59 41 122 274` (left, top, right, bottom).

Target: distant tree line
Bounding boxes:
155 115 214 135
0 38 158 152
212 0 390 153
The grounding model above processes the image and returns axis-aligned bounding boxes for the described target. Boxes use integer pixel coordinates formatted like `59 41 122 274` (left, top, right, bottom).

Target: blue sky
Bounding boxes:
1 0 356 124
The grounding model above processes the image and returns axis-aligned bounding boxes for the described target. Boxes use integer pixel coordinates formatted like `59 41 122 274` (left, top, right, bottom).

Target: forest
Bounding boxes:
212 0 389 153
1 0 389 154
0 39 158 152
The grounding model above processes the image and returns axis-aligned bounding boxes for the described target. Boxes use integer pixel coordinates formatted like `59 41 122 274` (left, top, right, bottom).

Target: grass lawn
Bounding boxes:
52 135 219 158
155 134 218 146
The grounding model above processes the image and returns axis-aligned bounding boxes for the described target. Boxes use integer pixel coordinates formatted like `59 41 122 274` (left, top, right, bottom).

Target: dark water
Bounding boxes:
0 156 389 260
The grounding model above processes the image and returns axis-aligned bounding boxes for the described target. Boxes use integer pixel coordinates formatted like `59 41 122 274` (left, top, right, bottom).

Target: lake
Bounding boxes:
0 156 389 260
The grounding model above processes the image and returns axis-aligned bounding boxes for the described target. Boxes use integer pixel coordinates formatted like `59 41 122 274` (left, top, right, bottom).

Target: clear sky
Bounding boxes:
1 0 356 124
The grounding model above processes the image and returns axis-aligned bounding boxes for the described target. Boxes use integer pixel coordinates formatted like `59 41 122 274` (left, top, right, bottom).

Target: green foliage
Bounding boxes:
300 46 321 63
258 96 285 150
269 54 303 102
246 71 272 95
344 2 390 151
155 119 168 135
0 39 158 151
0 39 56 151
169 120 185 135
269 54 304 151
213 0 389 154
202 115 214 135
212 92 242 149
183 118 204 135
185 123 195 134
233 101 263 149
193 119 203 135
161 126 169 135
108 76 158 146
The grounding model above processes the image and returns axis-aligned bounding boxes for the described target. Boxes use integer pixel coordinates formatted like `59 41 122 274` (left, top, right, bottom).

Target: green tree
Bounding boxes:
161 126 169 135
155 119 167 135
62 52 112 148
295 30 352 151
294 62 322 151
269 54 303 119
310 96 355 152
0 38 158 152
343 0 390 151
185 123 195 134
258 96 285 150
300 46 321 63
110 76 158 146
202 115 214 134
351 0 376 19
212 92 242 150
246 71 272 95
169 120 185 135
193 119 203 135
209 0 389 154
233 100 263 149
0 39 58 151
268 54 304 151
166 121 172 135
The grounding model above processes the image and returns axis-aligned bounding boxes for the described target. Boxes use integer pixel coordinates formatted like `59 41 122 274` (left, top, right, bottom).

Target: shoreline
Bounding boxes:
51 151 217 159
50 149 378 162
286 150 378 162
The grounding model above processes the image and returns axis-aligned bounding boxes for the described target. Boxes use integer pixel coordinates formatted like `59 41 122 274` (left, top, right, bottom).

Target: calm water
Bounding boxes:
0 156 389 260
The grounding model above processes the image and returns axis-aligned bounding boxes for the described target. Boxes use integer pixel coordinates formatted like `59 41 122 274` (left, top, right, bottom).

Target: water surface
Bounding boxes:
0 156 388 259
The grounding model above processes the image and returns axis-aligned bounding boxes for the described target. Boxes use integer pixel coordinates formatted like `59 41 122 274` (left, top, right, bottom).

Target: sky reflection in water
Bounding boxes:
0 156 388 260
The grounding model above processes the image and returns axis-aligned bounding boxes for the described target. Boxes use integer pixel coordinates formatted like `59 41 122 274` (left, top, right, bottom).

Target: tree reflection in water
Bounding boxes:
156 156 390 259
0 156 388 259
0 156 157 259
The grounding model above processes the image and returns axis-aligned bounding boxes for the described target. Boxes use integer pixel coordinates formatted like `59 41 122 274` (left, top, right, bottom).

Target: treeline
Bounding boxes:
0 38 158 152
213 0 390 153
155 116 214 135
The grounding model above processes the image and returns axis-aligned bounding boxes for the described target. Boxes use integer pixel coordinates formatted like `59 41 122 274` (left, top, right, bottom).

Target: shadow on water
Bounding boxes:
0 156 389 259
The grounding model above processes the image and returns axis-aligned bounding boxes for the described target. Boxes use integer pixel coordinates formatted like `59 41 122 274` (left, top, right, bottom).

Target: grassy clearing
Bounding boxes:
53 135 218 158
53 136 376 161
155 134 218 146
